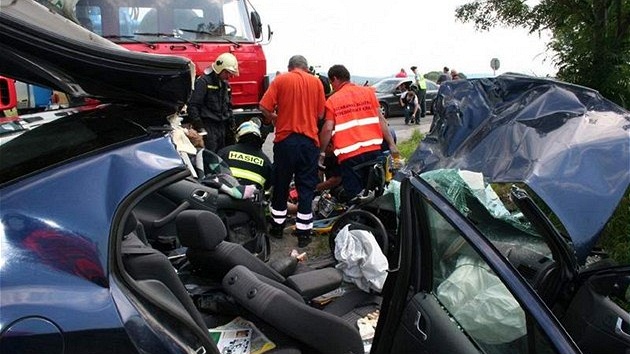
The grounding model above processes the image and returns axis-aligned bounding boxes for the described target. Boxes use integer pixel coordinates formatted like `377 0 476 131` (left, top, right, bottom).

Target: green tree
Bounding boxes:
456 0 630 108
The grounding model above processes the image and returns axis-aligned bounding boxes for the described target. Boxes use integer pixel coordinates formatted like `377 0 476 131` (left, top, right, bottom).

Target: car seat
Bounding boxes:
120 213 217 352
176 209 343 300
223 265 364 354
123 213 312 353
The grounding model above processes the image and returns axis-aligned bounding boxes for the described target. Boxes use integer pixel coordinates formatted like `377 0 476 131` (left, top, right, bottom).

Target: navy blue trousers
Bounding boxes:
270 134 319 232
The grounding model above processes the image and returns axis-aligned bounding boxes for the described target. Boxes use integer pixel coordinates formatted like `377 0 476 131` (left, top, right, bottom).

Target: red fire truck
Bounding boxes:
70 0 270 116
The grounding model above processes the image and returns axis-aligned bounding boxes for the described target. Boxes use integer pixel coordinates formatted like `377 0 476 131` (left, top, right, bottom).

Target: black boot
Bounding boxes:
293 229 312 248
269 222 285 239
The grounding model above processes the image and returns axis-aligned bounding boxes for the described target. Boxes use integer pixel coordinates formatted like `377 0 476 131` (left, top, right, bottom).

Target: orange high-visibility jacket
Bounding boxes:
324 83 383 163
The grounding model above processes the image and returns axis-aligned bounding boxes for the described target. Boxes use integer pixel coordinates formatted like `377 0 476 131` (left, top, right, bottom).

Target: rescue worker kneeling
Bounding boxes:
319 64 399 199
218 119 272 191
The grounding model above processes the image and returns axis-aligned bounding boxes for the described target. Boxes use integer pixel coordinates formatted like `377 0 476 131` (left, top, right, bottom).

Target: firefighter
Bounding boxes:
217 119 272 191
188 52 239 152
309 66 333 98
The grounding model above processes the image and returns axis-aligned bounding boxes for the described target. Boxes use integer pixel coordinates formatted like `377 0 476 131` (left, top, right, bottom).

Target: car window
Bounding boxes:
426 81 438 90
421 170 557 288
372 79 400 93
0 105 149 185
424 201 557 354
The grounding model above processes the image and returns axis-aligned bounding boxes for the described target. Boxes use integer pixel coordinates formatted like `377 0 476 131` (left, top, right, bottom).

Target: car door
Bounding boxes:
561 268 630 353
372 177 581 354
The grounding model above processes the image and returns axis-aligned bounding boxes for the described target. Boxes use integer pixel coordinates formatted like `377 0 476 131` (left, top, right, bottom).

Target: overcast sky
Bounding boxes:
252 0 556 78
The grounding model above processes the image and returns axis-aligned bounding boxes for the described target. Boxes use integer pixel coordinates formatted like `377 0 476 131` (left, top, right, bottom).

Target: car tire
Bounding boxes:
379 102 388 118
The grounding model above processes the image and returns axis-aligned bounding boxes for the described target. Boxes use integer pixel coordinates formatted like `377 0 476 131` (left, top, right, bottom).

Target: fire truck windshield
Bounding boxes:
74 0 255 43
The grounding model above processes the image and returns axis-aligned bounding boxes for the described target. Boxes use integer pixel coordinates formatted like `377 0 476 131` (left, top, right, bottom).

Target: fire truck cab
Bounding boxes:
72 0 269 111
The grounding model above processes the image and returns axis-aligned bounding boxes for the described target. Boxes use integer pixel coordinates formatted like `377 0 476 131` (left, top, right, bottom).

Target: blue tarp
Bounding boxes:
404 73 630 263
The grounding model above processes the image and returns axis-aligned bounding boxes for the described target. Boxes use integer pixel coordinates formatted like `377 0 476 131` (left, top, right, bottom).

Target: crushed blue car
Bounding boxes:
2 0 629 353
387 74 630 354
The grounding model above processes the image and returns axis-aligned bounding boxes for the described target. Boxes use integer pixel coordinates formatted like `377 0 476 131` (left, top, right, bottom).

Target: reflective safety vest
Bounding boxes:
218 144 272 189
325 83 383 162
416 75 427 90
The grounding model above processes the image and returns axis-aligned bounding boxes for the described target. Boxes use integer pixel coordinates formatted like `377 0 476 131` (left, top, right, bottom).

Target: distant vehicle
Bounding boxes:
0 76 99 145
372 77 439 118
0 116 28 145
0 75 55 115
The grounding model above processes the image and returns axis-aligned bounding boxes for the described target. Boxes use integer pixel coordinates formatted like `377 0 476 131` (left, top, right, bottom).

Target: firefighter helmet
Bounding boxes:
236 120 261 142
212 52 239 75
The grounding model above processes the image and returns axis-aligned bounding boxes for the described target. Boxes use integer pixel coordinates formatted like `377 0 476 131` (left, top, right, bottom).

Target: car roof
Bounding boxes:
372 77 438 87
405 73 630 263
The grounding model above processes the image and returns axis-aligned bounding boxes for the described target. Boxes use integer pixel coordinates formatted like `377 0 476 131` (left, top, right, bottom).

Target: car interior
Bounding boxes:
117 175 396 354
408 172 630 354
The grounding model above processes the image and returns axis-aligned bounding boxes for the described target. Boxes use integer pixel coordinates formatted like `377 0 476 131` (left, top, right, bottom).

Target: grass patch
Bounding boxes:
599 187 630 265
398 129 424 159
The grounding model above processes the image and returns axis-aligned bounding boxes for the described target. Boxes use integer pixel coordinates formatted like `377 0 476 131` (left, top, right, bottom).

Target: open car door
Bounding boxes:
372 176 582 354
561 268 630 353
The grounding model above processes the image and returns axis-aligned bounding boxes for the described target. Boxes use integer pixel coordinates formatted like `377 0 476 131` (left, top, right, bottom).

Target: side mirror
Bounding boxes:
250 11 262 39
267 24 273 42
0 76 17 111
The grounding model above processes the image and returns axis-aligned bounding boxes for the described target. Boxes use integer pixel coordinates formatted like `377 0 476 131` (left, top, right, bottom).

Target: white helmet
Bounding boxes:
212 52 239 76
236 120 261 141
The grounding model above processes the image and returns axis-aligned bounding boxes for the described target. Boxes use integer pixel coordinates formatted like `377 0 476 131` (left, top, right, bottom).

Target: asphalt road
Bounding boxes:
262 114 433 161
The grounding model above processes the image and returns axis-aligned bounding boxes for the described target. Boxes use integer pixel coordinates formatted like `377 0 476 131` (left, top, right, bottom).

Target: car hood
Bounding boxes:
0 0 195 111
405 74 630 263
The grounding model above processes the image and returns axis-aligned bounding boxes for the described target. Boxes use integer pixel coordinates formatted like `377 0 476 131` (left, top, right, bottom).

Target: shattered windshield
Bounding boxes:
420 169 553 260
74 0 254 42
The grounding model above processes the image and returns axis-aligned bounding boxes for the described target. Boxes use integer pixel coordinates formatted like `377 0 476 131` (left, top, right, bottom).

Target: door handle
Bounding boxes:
192 190 209 202
414 311 428 341
615 317 630 341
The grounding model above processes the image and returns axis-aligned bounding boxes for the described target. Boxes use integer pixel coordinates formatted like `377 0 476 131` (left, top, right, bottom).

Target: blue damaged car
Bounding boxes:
1 0 630 353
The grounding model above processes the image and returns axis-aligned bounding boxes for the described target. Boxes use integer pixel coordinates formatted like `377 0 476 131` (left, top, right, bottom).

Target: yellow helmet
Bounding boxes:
212 52 239 76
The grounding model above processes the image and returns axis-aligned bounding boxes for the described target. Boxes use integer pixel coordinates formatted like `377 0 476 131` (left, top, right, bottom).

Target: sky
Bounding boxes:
251 0 557 78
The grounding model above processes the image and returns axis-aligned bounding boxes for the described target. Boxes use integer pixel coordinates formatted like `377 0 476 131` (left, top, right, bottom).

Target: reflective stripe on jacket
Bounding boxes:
230 167 266 187
325 83 383 162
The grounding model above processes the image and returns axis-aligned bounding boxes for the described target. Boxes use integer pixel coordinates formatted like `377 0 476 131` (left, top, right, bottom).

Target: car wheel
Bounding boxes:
430 101 435 115
379 102 388 118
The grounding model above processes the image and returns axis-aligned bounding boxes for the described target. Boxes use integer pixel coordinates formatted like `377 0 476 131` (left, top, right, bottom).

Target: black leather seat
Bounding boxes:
223 265 364 354
120 213 215 352
176 209 343 300
122 213 305 354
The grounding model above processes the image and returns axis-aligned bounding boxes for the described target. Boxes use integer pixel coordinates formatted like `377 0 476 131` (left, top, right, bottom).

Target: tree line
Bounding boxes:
455 0 629 109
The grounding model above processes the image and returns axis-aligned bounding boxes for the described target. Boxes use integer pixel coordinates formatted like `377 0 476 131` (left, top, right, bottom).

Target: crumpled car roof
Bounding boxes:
405 73 630 263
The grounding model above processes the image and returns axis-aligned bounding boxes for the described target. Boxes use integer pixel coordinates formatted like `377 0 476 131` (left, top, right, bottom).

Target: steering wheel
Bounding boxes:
328 209 389 259
222 24 237 36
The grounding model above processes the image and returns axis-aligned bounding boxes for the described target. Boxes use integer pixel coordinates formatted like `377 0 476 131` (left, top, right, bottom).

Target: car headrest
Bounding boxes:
176 210 226 250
